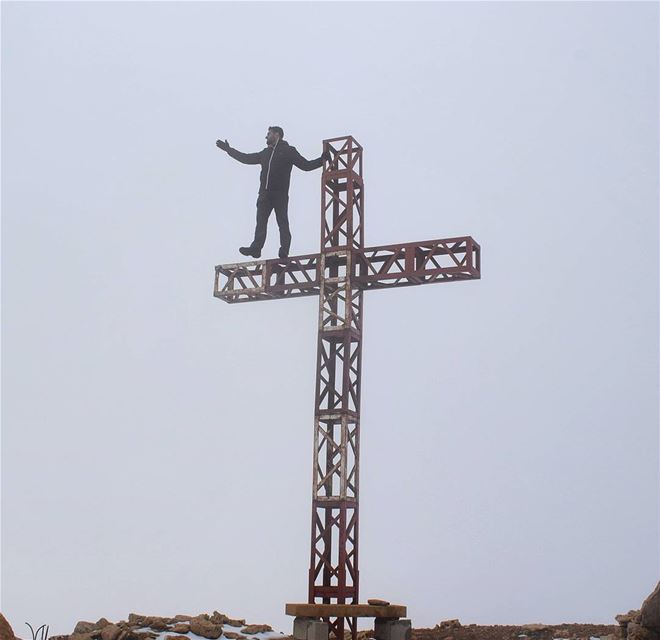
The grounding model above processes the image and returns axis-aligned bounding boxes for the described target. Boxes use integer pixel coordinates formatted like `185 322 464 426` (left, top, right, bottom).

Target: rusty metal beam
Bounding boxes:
214 237 480 303
306 137 364 640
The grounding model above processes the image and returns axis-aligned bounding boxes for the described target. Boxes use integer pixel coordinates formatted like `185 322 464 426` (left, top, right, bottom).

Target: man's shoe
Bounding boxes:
239 246 261 259
278 248 289 260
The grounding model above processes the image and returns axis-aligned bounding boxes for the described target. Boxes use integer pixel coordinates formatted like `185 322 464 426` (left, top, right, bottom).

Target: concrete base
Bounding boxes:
293 617 329 640
374 619 412 640
308 621 330 640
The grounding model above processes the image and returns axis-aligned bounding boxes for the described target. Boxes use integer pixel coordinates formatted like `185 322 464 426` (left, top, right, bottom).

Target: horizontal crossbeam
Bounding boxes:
214 236 480 303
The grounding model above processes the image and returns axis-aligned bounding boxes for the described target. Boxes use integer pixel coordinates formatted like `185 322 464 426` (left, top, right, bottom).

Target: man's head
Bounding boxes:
266 126 284 146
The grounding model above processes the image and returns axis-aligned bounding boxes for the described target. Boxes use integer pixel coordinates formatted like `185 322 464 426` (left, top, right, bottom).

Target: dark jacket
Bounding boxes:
226 140 323 194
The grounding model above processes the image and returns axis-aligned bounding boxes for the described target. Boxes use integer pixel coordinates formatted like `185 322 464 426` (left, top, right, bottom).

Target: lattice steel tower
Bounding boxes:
309 138 364 638
214 135 481 640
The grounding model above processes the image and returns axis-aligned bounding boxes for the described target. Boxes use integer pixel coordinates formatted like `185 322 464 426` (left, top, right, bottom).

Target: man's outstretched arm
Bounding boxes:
216 139 264 165
291 147 331 171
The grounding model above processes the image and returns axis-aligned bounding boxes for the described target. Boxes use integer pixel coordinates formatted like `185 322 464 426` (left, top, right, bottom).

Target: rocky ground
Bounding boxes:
1 582 659 640
0 613 626 640
0 613 281 640
410 621 618 640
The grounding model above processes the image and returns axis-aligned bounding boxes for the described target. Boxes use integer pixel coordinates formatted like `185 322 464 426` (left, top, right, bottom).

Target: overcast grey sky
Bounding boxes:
2 0 658 636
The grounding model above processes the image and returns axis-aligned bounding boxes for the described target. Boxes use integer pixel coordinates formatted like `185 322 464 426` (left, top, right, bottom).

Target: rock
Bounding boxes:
367 600 390 607
147 620 170 632
73 620 111 635
241 626 273 635
618 611 643 639
128 617 148 627
133 633 158 640
219 615 246 629
189 618 222 640
223 634 246 640
521 625 549 633
554 630 571 638
641 583 660 631
627 623 659 640
101 625 123 640
210 613 245 627
124 618 168 633
70 633 96 640
618 613 642 626
74 623 99 635
0 615 16 640
227 620 246 628
170 625 190 634
436 621 461 630
165 636 187 640
173 617 193 623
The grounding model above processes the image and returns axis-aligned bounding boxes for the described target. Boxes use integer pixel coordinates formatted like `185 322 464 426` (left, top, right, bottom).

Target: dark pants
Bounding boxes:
250 190 291 253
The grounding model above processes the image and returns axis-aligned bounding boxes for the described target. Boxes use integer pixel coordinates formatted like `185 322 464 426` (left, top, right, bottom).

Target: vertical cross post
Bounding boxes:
309 137 364 640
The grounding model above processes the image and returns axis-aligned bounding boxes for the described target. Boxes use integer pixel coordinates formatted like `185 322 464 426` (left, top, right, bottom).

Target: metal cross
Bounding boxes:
214 135 481 640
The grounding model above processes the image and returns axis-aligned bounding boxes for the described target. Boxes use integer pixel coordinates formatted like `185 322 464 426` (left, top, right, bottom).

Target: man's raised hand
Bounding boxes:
216 139 230 151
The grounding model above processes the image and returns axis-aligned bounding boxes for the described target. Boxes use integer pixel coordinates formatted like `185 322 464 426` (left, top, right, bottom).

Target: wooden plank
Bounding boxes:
285 604 406 618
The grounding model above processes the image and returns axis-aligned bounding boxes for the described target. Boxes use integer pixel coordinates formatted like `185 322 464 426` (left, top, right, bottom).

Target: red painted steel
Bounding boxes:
214 238 480 303
213 136 481 640
308 137 364 640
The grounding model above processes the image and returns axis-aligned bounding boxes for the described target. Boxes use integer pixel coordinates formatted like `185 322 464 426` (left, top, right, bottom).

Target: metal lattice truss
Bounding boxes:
310 172 363 625
313 417 359 499
322 137 363 250
316 340 361 414
310 500 359 596
214 136 481 640
214 237 480 303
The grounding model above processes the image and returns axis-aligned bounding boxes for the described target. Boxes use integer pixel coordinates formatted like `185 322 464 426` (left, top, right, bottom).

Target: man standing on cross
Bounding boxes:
216 126 330 260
